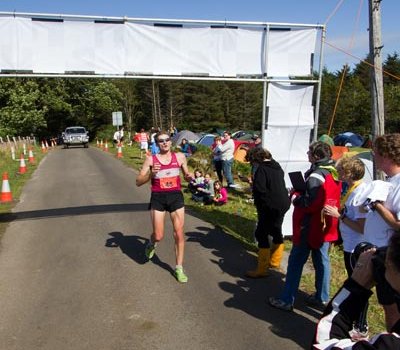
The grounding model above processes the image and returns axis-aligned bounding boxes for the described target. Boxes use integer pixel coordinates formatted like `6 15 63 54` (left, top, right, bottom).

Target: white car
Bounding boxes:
62 126 89 148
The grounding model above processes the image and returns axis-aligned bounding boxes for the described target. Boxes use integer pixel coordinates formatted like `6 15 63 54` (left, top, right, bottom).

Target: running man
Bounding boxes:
138 128 149 159
136 130 193 283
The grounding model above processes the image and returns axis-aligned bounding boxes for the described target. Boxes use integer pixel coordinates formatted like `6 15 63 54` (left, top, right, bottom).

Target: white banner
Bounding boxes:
267 82 314 107
264 125 312 162
267 29 317 76
267 106 314 126
264 82 314 183
0 16 318 77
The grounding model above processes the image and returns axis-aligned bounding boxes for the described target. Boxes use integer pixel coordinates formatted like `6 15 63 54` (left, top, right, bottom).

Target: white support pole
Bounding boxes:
312 26 327 142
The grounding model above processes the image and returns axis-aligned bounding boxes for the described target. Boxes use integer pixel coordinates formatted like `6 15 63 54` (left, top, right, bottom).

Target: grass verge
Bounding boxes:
0 144 47 236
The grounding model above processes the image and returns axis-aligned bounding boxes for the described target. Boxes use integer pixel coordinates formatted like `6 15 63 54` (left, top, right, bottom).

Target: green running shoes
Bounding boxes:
174 267 188 283
145 242 156 260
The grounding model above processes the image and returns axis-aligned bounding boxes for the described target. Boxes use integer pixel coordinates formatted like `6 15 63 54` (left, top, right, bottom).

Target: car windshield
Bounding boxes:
67 128 86 134
198 136 215 147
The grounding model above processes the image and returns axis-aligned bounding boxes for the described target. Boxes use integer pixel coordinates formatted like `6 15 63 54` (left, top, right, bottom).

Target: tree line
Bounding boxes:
0 53 399 141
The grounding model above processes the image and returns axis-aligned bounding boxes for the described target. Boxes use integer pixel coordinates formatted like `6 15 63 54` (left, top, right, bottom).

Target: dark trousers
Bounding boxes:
213 159 223 183
254 206 284 248
344 250 369 332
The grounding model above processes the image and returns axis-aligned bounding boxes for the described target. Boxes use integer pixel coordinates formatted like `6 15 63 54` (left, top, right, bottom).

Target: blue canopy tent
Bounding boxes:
333 132 364 147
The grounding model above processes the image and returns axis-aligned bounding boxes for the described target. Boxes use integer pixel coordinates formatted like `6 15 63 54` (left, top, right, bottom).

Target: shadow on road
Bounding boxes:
186 226 322 349
105 231 174 276
0 203 149 222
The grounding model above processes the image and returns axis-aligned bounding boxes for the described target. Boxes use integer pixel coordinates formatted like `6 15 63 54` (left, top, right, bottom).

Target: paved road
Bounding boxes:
0 147 321 350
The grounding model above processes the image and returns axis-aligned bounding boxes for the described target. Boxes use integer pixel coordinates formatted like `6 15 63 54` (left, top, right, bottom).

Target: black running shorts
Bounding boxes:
149 191 184 212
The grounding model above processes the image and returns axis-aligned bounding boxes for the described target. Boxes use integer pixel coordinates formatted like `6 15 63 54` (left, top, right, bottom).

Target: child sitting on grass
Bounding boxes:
192 173 214 203
212 180 228 206
188 169 205 195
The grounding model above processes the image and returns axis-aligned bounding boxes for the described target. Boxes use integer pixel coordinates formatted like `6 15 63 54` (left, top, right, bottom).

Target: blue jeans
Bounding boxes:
222 158 234 186
280 240 330 305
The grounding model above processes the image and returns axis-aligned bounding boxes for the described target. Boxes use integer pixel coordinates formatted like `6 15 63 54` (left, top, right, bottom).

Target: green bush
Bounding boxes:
95 124 117 143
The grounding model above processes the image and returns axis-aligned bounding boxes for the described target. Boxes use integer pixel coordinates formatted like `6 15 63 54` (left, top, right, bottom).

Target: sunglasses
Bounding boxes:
157 138 170 144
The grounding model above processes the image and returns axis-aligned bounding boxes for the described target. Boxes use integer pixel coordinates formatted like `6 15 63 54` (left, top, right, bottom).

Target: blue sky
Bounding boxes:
0 0 398 72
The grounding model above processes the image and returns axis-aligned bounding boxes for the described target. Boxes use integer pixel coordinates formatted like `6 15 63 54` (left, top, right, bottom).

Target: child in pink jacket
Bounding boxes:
213 181 228 205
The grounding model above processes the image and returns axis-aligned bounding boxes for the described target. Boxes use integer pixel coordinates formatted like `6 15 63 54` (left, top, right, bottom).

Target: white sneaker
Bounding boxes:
229 184 241 189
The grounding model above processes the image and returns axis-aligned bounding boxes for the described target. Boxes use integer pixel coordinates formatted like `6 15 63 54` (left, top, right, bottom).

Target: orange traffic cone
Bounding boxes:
28 148 35 164
104 141 109 152
18 153 27 174
1 172 12 202
41 141 47 153
100 139 104 149
116 143 123 158
96 139 99 147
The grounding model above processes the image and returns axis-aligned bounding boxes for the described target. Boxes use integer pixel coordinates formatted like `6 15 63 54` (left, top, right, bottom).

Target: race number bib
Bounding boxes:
160 177 178 189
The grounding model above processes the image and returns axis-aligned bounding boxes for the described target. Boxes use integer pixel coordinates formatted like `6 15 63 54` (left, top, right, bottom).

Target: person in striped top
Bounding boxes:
138 128 149 159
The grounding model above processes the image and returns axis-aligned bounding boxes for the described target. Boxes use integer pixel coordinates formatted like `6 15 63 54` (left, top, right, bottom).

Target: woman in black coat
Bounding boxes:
245 147 290 278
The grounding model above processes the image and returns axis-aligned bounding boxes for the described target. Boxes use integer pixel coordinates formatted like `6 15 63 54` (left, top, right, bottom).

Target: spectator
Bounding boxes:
169 125 178 137
213 180 228 205
361 133 400 330
150 141 160 155
324 157 367 276
113 127 124 146
192 173 215 204
269 141 341 311
252 134 262 148
324 156 368 336
179 138 191 157
188 169 205 195
149 127 158 149
218 131 239 188
138 128 149 159
313 232 400 349
245 147 290 278
212 136 223 183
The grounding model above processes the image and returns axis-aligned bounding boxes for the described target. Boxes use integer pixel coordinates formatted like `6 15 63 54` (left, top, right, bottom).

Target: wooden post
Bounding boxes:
369 0 385 179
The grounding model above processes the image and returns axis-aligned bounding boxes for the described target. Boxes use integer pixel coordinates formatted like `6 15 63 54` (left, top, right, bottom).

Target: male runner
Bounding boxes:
136 130 192 283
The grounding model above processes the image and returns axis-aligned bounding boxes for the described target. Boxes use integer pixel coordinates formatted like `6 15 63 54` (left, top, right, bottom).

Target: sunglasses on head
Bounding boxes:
157 138 170 143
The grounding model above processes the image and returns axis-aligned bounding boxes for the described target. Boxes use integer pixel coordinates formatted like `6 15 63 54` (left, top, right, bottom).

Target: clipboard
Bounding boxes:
289 171 306 192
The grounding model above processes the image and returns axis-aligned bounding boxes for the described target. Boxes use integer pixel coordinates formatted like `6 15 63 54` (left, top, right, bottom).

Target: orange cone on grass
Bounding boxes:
116 143 123 158
104 141 109 152
28 148 35 164
1 172 12 202
18 153 27 174
41 141 47 153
